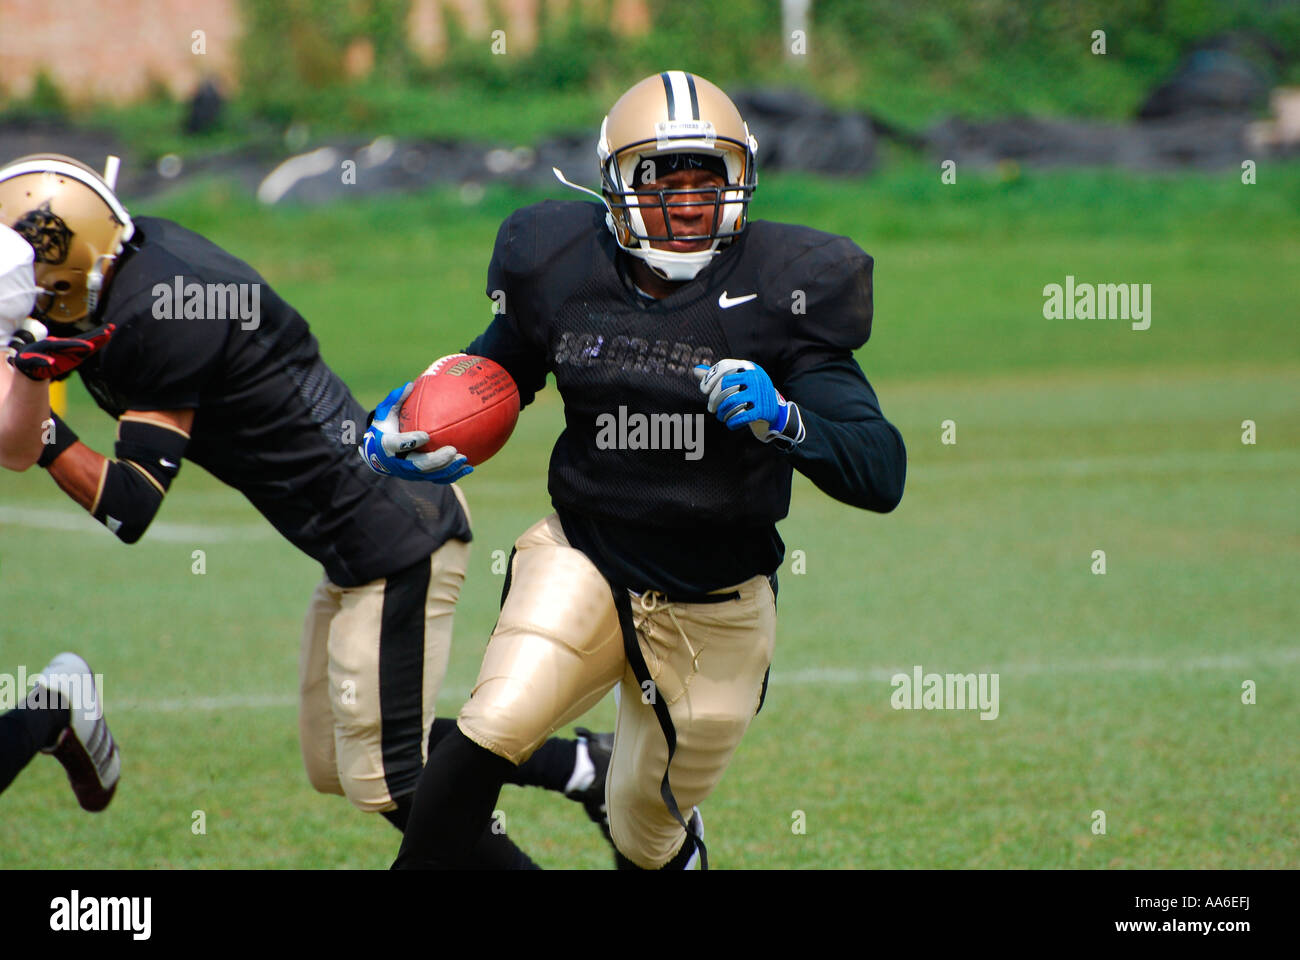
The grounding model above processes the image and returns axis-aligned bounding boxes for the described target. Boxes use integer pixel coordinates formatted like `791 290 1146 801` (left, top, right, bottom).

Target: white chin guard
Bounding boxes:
634 245 718 282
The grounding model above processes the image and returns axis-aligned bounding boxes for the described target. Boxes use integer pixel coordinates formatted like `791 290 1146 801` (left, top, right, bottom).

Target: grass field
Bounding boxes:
0 162 1296 868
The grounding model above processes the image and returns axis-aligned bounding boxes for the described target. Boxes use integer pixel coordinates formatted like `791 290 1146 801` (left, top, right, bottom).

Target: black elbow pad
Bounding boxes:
90 417 189 543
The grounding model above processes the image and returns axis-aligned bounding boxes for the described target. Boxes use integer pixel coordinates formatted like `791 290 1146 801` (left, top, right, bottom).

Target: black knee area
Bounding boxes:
446 726 515 780
505 736 577 791
426 716 459 755
392 727 516 869
381 793 413 831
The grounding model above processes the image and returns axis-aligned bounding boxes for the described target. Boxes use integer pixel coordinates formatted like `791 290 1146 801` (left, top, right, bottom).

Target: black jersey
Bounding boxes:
76 217 469 586
468 200 905 594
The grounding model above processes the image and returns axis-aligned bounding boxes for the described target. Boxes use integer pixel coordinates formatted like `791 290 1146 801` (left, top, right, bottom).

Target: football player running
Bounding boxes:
0 155 610 866
368 72 906 869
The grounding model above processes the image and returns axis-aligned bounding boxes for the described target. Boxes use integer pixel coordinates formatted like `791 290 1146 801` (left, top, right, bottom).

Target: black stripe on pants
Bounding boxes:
378 555 433 801
611 586 708 870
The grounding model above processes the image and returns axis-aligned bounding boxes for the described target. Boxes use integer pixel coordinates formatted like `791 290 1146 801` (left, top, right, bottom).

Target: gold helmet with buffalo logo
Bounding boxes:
0 153 134 330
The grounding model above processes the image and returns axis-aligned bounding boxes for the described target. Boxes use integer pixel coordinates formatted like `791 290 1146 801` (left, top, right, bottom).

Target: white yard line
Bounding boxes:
912 449 1299 481
5 450 1290 539
779 648 1300 685
115 686 473 713
115 693 299 712
112 650 1299 712
0 506 273 542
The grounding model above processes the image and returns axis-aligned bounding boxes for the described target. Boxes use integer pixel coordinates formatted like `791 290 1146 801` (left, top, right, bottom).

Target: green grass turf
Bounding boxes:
0 163 1296 868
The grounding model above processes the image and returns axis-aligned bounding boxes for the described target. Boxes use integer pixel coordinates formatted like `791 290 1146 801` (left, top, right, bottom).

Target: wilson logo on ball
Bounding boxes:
399 354 520 466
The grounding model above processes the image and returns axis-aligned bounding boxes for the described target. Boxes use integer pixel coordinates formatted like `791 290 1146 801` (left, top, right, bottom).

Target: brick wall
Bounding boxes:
0 0 649 105
0 0 241 103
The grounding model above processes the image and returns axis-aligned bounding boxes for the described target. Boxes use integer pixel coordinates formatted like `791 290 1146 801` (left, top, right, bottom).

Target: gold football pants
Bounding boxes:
298 489 472 814
459 514 776 868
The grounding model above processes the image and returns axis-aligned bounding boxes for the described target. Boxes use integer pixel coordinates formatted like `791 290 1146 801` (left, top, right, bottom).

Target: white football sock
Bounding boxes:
565 738 597 794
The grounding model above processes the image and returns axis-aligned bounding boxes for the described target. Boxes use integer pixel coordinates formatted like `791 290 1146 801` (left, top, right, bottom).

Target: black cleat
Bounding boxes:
569 727 615 851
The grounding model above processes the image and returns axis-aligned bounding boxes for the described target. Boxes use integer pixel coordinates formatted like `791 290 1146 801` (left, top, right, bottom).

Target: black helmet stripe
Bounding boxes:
660 71 700 122
660 72 676 120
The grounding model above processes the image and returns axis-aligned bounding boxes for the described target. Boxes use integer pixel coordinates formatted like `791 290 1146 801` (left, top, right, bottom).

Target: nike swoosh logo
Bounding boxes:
160 458 178 469
718 291 757 309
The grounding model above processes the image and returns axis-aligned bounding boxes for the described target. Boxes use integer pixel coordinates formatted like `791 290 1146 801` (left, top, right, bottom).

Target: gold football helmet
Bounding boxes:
0 154 134 330
555 71 758 282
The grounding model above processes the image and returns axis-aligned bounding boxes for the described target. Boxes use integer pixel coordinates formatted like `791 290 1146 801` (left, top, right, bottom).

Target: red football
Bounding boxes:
399 354 520 466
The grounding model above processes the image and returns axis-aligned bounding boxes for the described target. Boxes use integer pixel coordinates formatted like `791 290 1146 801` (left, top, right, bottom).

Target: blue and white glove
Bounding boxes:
360 382 473 483
694 360 806 448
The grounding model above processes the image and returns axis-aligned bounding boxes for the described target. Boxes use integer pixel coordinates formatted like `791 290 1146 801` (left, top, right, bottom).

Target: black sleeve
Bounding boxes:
465 313 548 409
467 213 550 408
781 356 905 513
98 283 227 410
767 235 873 381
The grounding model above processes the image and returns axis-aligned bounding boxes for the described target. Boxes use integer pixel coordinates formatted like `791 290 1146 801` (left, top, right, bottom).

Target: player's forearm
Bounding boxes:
45 415 187 543
789 406 906 512
783 358 906 512
0 366 50 470
46 441 108 511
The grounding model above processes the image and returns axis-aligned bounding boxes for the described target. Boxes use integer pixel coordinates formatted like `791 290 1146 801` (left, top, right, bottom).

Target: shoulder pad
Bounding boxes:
487 200 607 292
750 221 873 351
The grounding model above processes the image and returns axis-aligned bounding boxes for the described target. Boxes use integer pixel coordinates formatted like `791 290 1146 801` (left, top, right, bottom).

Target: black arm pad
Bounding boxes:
90 417 189 544
114 416 188 492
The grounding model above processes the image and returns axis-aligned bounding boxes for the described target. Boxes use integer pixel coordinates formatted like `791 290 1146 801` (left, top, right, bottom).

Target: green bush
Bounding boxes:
230 0 1300 130
3 70 70 120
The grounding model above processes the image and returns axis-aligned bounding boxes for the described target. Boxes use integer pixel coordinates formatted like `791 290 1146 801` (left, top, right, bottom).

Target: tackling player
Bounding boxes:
0 232 121 811
368 72 906 869
0 221 54 468
0 155 610 866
